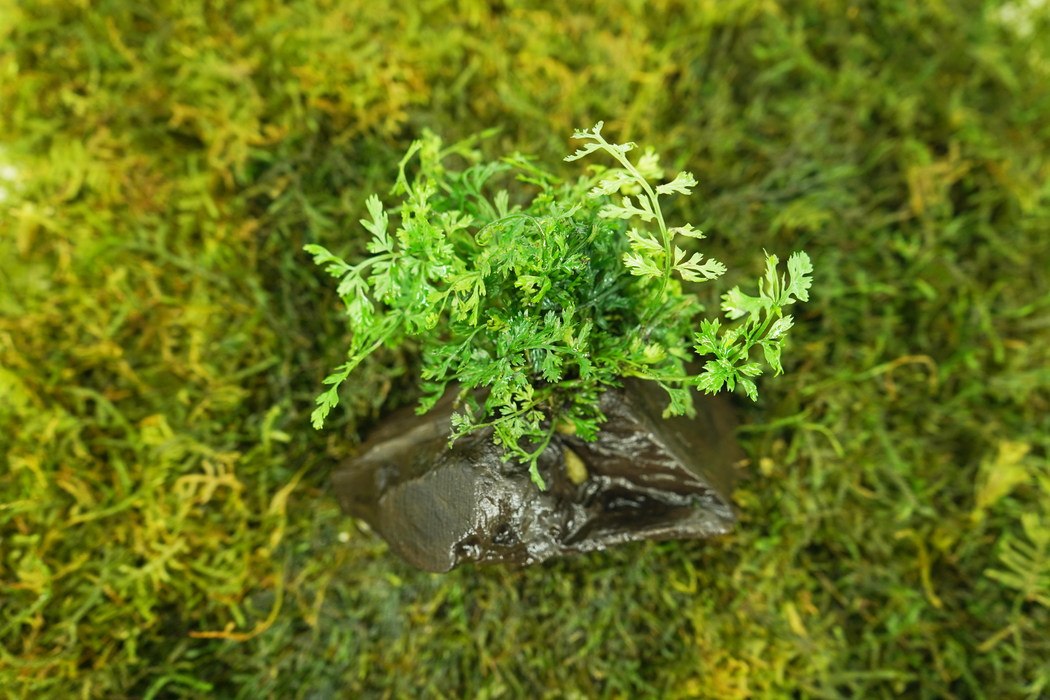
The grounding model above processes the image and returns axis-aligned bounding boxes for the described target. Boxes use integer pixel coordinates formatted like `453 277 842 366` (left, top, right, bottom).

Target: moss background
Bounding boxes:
2 0 1049 697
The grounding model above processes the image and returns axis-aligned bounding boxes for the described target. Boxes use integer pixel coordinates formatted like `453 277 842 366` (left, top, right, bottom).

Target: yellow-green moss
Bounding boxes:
1 0 1049 698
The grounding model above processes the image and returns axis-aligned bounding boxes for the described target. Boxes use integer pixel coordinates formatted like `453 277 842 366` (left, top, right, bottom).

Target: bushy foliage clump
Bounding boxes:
307 124 812 486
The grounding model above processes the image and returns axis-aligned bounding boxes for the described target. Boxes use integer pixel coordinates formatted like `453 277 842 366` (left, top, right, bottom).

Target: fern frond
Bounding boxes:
986 512 1050 608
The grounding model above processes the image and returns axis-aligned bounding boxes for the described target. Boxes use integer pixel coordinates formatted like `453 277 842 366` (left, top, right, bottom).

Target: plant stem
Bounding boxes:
524 419 558 489
595 135 672 303
455 397 543 433
348 253 393 276
726 309 778 365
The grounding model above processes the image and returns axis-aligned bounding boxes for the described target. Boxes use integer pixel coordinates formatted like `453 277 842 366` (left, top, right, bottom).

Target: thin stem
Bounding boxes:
348 253 393 277
348 316 403 367
598 141 668 239
524 419 558 490
474 212 546 241
592 135 674 322
455 397 543 433
637 295 677 339
726 309 778 365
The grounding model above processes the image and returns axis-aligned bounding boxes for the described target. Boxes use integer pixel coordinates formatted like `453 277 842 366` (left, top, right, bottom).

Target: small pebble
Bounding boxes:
564 447 588 485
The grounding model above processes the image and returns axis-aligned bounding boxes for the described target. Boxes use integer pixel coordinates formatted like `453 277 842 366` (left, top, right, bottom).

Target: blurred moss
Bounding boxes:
1 0 1049 698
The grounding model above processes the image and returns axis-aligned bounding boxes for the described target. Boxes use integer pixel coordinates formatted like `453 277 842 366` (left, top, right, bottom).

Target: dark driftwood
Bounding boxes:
333 379 743 573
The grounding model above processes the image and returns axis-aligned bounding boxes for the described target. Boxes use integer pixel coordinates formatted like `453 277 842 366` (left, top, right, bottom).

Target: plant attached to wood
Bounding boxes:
306 123 813 488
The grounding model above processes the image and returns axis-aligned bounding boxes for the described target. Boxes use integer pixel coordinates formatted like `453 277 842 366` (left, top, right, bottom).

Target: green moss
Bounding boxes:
1 0 1048 697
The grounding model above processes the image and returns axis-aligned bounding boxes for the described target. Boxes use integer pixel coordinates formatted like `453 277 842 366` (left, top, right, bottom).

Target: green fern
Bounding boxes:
306 124 814 488
986 512 1050 608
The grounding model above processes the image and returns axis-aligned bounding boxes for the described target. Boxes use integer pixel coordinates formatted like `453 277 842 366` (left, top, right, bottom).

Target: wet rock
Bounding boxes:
332 379 743 573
